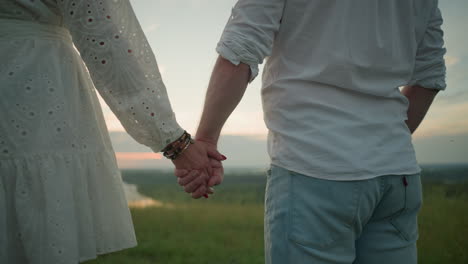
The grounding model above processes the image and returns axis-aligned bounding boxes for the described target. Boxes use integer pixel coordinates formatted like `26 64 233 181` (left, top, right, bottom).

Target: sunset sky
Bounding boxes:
99 0 468 168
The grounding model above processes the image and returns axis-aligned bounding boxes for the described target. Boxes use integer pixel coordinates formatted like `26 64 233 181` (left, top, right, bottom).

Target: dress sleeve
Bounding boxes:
409 5 447 90
216 0 286 82
57 0 184 152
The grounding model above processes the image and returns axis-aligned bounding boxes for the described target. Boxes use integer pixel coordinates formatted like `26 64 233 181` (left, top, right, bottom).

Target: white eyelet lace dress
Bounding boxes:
0 0 184 263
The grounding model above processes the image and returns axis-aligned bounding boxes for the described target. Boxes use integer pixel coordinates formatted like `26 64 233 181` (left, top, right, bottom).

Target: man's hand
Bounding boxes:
174 56 249 198
172 140 225 198
401 85 439 134
195 139 225 187
207 158 224 187
175 169 212 199
175 157 224 198
171 140 221 174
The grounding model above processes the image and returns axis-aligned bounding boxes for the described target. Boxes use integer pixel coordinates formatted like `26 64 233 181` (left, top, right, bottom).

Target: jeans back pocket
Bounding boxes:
287 172 361 248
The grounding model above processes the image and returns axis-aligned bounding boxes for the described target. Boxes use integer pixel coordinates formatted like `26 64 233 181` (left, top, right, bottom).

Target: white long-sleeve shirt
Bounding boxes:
217 0 446 180
1 0 184 154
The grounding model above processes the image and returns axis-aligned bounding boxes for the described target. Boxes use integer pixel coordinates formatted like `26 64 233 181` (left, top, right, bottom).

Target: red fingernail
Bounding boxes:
203 194 209 198
221 155 227 160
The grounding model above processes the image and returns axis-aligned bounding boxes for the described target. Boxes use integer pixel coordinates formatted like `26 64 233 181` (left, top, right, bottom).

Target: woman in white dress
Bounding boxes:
0 0 220 263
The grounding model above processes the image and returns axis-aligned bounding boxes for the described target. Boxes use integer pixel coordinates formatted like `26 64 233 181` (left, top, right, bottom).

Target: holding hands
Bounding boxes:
167 134 226 199
167 57 251 198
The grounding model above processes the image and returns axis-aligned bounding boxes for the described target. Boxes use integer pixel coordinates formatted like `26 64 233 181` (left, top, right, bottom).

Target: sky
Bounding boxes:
98 0 468 168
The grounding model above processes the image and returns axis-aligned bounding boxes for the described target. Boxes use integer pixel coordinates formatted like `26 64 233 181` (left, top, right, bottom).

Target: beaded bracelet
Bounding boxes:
165 138 192 160
162 131 194 160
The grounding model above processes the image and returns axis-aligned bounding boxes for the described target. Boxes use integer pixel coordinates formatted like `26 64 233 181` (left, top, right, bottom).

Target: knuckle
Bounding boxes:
187 174 196 181
193 189 201 197
199 175 208 182
197 186 206 194
174 170 184 177
184 175 193 182
195 177 203 184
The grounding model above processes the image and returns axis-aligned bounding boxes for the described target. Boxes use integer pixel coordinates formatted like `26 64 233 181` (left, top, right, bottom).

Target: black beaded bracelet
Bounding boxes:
162 131 194 160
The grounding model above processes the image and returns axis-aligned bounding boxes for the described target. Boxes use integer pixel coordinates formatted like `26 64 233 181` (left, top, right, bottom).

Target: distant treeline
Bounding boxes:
122 164 468 184
121 165 468 205
420 164 468 184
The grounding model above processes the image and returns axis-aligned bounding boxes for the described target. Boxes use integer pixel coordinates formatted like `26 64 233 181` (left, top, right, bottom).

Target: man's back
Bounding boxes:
268 0 439 97
217 0 446 179
193 1 447 263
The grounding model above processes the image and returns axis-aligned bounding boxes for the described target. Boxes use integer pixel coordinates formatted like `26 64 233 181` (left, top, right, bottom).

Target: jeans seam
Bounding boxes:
348 182 362 229
390 176 413 242
286 169 293 261
287 169 292 239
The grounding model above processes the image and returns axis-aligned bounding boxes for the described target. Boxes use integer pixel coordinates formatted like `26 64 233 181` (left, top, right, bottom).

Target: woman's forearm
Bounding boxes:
401 85 439 134
195 56 250 143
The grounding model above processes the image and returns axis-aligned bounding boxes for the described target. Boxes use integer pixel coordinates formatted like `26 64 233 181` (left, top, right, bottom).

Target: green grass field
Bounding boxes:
85 169 468 264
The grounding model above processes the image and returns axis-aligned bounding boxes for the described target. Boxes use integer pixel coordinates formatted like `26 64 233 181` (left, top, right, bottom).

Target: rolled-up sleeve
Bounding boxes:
409 5 447 90
216 0 286 82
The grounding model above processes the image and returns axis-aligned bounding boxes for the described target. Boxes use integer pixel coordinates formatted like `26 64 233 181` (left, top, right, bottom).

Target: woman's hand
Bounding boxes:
194 138 225 187
171 140 225 198
175 158 225 198
207 158 224 187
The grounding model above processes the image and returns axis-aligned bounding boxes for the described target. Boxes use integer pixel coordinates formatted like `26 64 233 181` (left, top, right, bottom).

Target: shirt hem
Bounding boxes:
270 160 422 181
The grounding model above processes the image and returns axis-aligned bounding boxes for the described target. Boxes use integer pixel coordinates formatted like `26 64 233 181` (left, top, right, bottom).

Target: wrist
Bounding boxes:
162 131 194 160
194 134 219 147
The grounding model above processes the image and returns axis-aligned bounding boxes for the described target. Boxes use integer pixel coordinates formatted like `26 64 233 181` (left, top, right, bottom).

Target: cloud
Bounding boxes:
108 131 270 169
413 102 468 139
144 23 160 34
437 90 468 103
115 152 163 160
189 0 210 7
172 110 268 136
445 55 460 67
115 152 166 169
222 110 268 135
159 64 167 75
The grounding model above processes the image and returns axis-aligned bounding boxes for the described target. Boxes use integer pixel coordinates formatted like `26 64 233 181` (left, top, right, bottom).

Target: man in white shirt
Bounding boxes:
180 0 446 263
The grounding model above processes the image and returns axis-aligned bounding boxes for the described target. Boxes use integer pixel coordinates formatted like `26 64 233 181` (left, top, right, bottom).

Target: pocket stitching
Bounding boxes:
389 175 421 242
287 173 360 248
390 207 410 241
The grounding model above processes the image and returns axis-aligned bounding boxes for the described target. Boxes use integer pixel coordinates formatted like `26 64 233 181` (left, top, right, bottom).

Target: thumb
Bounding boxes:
208 175 222 187
207 148 226 161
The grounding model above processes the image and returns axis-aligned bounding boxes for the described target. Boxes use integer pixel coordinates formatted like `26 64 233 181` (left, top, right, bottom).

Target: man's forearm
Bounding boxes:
196 56 251 143
401 85 439 134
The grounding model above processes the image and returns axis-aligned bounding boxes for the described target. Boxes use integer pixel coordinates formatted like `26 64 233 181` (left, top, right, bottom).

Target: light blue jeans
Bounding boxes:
264 165 422 264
